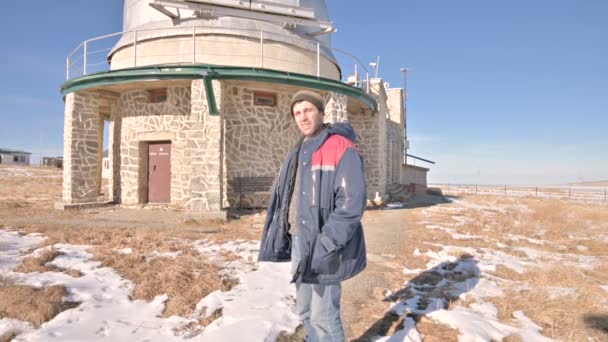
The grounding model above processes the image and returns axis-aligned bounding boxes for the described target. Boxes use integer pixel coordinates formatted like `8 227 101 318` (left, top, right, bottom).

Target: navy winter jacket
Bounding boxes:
258 123 367 284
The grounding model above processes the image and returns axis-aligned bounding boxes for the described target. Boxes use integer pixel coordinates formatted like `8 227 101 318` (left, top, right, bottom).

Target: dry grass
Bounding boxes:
112 254 221 318
416 316 458 341
0 165 62 209
0 284 78 326
14 248 62 273
408 194 608 341
6 225 237 318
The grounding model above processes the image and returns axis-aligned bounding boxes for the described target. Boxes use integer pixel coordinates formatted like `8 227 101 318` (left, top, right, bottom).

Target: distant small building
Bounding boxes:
43 157 64 168
0 148 31 166
102 150 110 179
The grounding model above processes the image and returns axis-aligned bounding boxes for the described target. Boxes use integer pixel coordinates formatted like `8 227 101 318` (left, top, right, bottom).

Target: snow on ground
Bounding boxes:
0 230 298 341
380 197 602 341
0 231 47 272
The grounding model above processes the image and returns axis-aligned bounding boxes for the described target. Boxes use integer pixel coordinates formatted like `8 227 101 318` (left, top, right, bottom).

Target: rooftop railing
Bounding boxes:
66 25 373 91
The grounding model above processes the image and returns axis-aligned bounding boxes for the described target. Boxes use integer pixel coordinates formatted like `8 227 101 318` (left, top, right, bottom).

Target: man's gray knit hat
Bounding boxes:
290 90 325 115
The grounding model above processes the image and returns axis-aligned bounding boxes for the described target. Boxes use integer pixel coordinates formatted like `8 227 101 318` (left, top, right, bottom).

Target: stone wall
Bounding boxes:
189 79 224 213
355 80 389 200
114 86 192 206
386 121 403 185
349 108 381 199
222 82 301 208
402 164 428 186
386 88 405 185
62 91 100 204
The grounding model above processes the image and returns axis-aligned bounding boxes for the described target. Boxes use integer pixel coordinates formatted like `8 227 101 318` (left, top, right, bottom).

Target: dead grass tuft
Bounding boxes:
14 248 62 273
416 316 458 341
64 269 84 278
0 332 17 342
502 334 524 342
490 265 526 282
490 288 608 341
174 308 224 336
99 253 221 318
276 325 307 342
0 285 78 326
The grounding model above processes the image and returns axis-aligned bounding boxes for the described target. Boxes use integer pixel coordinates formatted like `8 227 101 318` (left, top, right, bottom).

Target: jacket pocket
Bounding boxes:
310 237 339 274
273 223 291 255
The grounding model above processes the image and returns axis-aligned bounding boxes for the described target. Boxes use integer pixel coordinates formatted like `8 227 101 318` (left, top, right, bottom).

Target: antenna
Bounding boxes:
369 56 380 78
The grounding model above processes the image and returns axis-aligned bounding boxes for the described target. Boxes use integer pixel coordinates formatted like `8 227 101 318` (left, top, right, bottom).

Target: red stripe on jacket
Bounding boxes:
311 135 359 171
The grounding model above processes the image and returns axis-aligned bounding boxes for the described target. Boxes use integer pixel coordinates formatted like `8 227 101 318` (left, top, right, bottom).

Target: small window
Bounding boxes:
148 88 167 103
13 155 19 162
254 91 277 107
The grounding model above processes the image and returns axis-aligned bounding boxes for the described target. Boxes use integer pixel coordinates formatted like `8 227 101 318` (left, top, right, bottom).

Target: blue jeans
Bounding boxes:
292 235 345 342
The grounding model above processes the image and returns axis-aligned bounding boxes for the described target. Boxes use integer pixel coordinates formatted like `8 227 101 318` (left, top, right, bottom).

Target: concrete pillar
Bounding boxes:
188 79 226 219
60 91 101 205
324 92 348 124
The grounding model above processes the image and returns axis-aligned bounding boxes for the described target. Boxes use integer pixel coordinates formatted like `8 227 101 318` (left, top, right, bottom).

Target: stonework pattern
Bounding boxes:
64 75 413 213
116 87 192 206
349 109 381 199
62 92 101 204
189 79 223 212
222 82 301 208
386 88 405 185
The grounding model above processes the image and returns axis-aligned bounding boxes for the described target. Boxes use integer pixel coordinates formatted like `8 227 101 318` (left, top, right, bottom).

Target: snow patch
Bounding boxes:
1 231 300 341
428 304 518 341
0 230 47 273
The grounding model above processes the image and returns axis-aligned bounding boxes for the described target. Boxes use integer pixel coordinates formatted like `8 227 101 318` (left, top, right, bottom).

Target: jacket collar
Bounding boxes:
301 125 330 153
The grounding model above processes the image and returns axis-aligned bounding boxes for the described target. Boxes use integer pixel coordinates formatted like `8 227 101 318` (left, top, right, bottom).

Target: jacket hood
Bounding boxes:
326 122 357 143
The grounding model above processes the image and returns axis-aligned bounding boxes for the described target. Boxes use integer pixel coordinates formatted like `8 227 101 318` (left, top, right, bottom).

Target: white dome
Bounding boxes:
110 0 339 78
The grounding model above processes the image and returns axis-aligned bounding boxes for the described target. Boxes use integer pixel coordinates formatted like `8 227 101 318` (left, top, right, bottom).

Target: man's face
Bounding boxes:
292 100 325 137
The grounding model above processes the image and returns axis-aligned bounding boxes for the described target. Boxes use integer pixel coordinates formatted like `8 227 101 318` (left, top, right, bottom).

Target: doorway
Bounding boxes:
147 142 171 203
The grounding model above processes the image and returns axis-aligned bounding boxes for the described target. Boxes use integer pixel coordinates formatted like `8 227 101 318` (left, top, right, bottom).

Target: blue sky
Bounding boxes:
0 1 606 185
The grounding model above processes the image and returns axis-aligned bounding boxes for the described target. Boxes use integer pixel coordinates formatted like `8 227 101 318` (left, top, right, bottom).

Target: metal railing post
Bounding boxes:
83 41 88 75
66 58 70 80
316 42 320 77
366 72 370 93
192 26 196 64
133 30 138 67
260 31 264 68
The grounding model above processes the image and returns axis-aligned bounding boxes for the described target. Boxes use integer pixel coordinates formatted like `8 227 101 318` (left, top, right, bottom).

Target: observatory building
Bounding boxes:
59 0 428 217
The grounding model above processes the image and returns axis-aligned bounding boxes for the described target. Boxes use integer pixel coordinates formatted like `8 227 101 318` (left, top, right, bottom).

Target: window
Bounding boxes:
148 88 167 103
253 91 277 107
13 156 18 162
19 155 25 162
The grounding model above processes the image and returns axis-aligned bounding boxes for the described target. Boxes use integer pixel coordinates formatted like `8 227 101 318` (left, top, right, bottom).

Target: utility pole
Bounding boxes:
400 67 408 165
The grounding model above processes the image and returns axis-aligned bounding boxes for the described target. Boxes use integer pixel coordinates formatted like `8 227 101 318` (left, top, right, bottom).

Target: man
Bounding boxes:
258 90 367 341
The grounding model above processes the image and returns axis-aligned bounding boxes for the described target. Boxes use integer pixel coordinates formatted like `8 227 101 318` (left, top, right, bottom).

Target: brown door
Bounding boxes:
148 142 171 203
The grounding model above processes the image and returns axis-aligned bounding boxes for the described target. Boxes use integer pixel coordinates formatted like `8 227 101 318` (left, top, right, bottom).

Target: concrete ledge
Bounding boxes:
185 210 228 222
55 201 116 210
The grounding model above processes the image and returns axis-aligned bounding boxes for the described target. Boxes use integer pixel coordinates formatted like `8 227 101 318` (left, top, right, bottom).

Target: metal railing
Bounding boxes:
432 183 608 203
66 25 373 91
